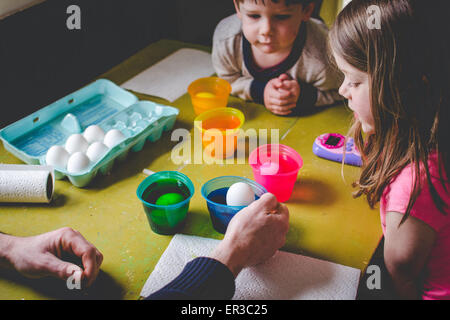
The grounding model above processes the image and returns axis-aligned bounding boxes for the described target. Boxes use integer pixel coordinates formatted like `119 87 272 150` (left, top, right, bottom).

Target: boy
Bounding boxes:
212 0 343 115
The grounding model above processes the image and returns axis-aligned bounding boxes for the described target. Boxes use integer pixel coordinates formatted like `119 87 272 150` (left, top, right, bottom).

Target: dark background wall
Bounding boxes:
0 0 235 128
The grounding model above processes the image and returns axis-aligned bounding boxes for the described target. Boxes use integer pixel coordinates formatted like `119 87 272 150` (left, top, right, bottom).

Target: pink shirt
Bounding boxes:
380 153 450 300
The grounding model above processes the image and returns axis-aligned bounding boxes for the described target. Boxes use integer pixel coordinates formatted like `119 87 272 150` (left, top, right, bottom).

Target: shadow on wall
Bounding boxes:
0 0 235 129
0 0 168 128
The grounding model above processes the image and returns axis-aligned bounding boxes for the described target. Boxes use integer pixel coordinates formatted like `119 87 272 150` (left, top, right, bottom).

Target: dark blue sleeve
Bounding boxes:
295 81 318 110
289 81 318 116
250 79 267 105
145 257 235 300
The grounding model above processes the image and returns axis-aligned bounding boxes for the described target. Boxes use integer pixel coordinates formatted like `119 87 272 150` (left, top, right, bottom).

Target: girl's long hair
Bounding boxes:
329 0 449 221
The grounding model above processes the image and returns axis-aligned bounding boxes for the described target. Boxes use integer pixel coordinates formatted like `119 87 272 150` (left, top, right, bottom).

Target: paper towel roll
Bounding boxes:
0 164 55 203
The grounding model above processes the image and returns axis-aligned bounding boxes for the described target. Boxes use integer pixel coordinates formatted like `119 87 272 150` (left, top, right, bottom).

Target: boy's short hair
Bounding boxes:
235 0 315 6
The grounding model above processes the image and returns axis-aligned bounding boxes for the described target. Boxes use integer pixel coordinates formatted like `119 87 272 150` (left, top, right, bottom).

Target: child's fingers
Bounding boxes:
271 78 283 90
282 80 292 89
275 88 292 100
271 109 293 116
269 91 298 107
268 97 292 107
278 73 291 82
282 79 299 91
268 105 295 115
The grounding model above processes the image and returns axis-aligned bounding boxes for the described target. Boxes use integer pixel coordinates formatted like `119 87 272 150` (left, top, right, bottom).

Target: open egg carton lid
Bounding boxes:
0 79 179 187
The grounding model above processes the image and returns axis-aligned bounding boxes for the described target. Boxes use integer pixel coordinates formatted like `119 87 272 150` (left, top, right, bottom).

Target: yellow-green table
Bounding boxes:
0 40 382 300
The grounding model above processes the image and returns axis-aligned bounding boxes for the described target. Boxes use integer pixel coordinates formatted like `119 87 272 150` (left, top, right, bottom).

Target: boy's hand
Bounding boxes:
264 74 300 116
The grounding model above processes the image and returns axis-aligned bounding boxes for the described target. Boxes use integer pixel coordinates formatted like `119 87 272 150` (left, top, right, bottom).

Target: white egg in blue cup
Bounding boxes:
201 176 267 234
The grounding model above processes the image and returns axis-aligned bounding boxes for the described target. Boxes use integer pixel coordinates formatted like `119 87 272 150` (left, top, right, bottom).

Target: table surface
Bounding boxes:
0 39 382 300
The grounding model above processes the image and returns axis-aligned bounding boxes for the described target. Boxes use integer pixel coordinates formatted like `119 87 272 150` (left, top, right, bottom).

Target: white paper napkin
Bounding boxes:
140 234 361 300
121 48 215 102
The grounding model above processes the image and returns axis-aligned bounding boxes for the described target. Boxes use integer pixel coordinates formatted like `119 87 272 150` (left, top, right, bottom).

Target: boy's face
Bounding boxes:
235 0 313 55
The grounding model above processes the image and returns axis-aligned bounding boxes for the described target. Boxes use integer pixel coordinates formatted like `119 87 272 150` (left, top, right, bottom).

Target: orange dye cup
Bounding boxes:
194 108 245 159
188 77 232 115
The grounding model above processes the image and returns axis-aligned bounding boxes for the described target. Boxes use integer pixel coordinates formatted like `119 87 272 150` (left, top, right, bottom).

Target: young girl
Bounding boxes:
329 0 450 299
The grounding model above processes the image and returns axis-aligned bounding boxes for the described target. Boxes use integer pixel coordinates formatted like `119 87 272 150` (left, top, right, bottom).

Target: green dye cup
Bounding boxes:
137 171 195 235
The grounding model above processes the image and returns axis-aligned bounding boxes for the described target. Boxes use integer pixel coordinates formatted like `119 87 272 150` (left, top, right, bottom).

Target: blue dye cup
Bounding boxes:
201 176 267 234
137 171 195 235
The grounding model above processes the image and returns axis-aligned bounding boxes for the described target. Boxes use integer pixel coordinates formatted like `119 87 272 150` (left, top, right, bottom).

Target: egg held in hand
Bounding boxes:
226 182 255 206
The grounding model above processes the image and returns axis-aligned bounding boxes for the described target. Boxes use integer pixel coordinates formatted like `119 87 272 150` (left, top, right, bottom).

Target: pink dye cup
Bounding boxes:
249 144 303 202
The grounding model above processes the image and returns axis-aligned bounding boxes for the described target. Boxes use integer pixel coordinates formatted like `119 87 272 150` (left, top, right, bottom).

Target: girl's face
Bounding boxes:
334 53 375 135
235 0 310 55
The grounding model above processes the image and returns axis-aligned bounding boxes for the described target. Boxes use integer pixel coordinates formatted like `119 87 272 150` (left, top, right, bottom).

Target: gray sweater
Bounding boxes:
212 14 343 110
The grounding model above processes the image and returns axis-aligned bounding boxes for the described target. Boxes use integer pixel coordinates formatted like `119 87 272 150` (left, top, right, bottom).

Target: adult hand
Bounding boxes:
263 74 300 116
210 193 289 277
1 227 103 287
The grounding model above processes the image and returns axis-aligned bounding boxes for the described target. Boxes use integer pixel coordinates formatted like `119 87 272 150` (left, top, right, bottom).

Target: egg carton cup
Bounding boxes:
52 102 178 187
0 79 179 187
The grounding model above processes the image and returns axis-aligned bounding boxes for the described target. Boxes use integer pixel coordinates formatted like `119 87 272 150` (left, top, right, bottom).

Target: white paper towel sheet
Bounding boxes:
0 164 54 203
140 234 361 300
121 48 215 102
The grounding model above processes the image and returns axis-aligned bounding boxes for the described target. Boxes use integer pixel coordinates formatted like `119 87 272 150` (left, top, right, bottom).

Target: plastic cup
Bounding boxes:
201 176 267 234
249 144 303 202
194 107 245 159
188 77 232 115
136 171 194 235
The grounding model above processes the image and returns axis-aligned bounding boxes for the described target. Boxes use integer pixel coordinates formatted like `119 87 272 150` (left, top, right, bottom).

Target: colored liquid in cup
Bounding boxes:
195 108 245 159
250 144 303 203
207 187 228 205
142 179 190 205
201 176 267 234
201 115 241 131
259 155 299 174
208 187 259 234
207 187 263 234
196 92 216 99
188 77 231 115
207 187 234 234
137 172 194 235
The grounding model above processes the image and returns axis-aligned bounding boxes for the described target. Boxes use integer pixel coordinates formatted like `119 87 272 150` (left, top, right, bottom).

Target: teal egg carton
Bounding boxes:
0 79 179 187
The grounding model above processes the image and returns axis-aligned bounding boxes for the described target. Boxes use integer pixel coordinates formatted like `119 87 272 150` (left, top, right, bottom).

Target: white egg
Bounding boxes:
65 134 89 154
226 182 255 206
46 145 70 170
83 125 105 144
86 141 109 163
103 129 126 148
67 152 91 174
